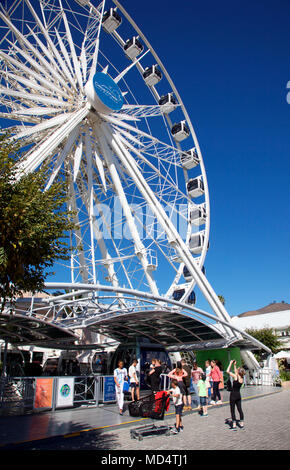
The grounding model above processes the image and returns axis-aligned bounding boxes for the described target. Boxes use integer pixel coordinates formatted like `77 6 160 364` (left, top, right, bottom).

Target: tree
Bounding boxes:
0 134 75 312
245 327 283 356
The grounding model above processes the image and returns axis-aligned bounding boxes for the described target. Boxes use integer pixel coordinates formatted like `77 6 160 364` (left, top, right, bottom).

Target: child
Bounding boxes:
169 379 184 433
197 373 208 417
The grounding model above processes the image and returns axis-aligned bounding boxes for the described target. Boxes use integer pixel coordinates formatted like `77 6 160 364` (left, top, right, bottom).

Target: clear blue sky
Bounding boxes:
125 0 290 315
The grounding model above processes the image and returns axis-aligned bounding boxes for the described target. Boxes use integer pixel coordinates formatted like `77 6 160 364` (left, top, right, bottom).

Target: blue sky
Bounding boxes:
125 0 290 315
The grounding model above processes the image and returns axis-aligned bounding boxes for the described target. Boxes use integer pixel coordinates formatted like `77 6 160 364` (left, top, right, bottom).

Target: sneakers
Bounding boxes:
216 400 223 405
201 413 208 417
171 427 179 434
210 400 216 405
179 426 184 432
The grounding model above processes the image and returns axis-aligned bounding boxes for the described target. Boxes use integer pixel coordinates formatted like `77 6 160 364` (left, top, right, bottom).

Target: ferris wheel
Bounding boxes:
0 0 240 344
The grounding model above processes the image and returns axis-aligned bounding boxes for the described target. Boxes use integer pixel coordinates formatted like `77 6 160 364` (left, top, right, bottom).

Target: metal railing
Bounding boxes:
0 375 101 415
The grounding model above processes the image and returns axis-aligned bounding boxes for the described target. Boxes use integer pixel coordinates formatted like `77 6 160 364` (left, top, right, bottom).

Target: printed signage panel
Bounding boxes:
56 377 74 408
103 376 116 403
34 378 54 410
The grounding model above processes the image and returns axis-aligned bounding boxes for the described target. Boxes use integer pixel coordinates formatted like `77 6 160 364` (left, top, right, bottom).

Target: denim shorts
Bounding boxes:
199 396 207 406
175 404 184 415
130 382 139 388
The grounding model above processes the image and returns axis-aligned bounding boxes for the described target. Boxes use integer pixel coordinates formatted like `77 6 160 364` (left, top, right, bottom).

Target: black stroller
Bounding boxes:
129 392 172 441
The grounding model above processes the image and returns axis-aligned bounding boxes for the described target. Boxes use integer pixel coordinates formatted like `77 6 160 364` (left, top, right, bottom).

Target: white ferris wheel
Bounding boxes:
0 0 268 354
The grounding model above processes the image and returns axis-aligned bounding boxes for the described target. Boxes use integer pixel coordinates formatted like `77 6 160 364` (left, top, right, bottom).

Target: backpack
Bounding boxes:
226 377 232 392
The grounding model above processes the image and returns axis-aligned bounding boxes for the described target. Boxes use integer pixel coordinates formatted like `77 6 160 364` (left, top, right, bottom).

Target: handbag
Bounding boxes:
123 379 130 394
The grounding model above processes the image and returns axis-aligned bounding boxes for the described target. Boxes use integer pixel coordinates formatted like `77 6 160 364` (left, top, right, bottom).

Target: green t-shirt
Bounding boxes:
197 379 207 397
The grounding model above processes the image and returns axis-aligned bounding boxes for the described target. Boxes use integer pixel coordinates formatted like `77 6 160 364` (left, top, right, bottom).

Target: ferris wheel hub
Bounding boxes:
84 72 124 114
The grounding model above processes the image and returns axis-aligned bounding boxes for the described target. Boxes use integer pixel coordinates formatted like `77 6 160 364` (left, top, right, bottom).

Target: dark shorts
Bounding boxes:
130 382 139 389
200 396 207 406
175 404 184 416
178 382 186 394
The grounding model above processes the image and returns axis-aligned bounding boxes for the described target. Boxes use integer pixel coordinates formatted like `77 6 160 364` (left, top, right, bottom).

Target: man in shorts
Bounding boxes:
129 358 140 401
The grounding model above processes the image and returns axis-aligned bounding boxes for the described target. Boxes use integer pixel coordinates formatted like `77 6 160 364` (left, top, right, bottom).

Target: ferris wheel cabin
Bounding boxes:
181 148 199 169
183 264 206 281
173 288 196 305
143 65 162 87
190 204 207 226
102 8 122 33
187 176 204 198
124 36 144 60
171 121 190 142
158 93 177 114
189 232 208 255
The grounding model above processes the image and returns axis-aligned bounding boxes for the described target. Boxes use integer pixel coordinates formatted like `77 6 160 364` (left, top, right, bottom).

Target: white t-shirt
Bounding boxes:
129 365 138 383
114 367 127 387
169 386 183 406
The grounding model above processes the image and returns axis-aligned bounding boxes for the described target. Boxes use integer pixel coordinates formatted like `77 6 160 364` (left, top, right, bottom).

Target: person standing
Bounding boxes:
191 362 203 408
226 360 245 430
181 359 192 410
167 366 188 396
197 372 208 417
114 360 128 415
148 358 163 392
129 358 140 402
169 379 184 434
205 359 212 400
210 360 223 405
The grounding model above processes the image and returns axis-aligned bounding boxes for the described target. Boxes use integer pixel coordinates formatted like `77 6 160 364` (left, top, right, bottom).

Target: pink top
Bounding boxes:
210 365 222 382
168 369 188 382
191 367 203 384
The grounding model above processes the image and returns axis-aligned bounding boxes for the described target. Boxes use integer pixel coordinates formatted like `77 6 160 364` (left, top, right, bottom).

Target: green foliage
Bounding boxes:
0 134 75 311
218 295 225 305
245 327 283 355
279 370 290 382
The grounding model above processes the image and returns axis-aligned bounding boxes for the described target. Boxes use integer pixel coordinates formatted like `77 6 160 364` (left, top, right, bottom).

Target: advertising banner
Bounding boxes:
34 378 54 410
56 377 75 408
103 376 116 402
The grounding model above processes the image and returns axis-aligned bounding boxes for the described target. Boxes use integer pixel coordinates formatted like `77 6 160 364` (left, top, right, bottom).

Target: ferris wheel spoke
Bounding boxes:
0 51 67 99
96 123 159 296
12 112 73 140
26 24 76 90
0 13 71 94
121 104 179 119
16 106 89 176
25 0 76 90
60 6 84 92
14 107 65 117
0 86 69 109
75 161 130 297
4 71 70 101
45 123 81 190
87 0 106 83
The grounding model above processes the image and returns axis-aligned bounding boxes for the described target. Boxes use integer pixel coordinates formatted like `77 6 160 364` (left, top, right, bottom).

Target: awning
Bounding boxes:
87 309 224 347
0 313 77 348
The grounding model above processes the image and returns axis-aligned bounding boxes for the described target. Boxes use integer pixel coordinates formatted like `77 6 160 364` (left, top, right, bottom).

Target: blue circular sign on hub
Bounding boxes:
92 72 123 112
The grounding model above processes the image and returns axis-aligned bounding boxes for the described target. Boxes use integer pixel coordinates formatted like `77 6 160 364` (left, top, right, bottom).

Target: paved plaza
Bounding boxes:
0 387 289 451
